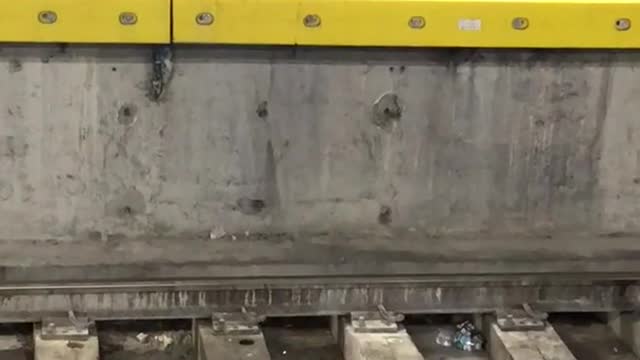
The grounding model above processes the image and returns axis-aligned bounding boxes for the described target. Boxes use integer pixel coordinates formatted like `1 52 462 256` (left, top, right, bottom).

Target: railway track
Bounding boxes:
0 274 636 359
0 273 637 321
1 313 638 359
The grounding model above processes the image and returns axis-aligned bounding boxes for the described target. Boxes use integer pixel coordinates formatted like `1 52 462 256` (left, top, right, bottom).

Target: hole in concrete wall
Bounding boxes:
256 101 269 118
118 104 138 126
121 206 134 216
107 188 146 219
8 59 22 73
378 205 392 225
88 231 103 241
372 93 402 129
239 339 255 346
236 198 266 215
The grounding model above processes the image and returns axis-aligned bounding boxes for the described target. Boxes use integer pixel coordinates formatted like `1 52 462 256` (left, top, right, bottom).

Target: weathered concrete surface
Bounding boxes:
198 323 270 360
343 325 424 360
0 47 638 245
34 324 99 360
489 323 576 360
3 231 640 282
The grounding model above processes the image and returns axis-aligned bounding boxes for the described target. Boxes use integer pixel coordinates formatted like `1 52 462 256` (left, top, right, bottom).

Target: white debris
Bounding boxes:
154 334 174 350
232 235 237 241
245 230 250 237
435 328 453 347
282 350 287 355
209 226 226 240
136 332 149 343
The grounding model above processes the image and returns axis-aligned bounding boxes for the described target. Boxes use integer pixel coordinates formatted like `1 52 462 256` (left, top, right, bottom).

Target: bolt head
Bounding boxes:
119 12 138 25
616 18 631 31
38 11 57 24
196 12 215 26
512 17 529 30
303 14 321 28
408 16 426 29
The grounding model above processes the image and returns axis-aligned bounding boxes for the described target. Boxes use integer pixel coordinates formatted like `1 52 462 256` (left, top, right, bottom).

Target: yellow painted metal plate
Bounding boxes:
0 0 170 43
173 0 640 48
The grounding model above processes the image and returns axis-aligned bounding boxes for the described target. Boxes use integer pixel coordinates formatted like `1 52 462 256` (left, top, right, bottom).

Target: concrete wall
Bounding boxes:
0 46 637 240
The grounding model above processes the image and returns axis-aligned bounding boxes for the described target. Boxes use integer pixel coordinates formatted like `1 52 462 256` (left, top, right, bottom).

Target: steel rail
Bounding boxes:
0 272 639 293
0 272 635 322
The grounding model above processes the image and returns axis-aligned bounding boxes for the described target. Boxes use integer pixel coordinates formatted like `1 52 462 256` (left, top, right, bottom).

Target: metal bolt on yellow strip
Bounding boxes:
0 0 170 43
173 0 640 48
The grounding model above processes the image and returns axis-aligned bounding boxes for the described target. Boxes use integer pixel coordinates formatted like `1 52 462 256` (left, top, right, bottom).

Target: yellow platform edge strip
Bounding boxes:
0 0 171 44
175 0 640 48
2 0 640 48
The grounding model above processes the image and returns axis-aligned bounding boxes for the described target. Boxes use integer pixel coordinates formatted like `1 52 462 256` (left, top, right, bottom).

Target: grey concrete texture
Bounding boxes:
489 323 576 360
34 324 99 360
343 325 424 360
5 232 640 282
0 46 638 241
